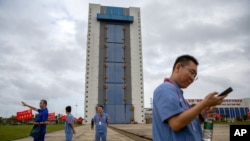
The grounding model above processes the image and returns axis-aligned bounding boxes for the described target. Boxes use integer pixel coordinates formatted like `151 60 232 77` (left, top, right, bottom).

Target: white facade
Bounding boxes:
84 4 101 123
129 7 145 124
187 98 250 109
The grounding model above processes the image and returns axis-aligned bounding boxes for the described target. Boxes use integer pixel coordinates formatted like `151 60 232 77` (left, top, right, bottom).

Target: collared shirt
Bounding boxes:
35 108 48 133
152 79 202 141
65 113 74 133
93 113 109 133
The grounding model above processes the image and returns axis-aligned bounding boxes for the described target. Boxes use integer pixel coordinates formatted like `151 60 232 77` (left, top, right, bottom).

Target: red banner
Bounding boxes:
16 109 33 121
60 115 66 121
48 113 55 121
75 118 83 123
216 113 221 119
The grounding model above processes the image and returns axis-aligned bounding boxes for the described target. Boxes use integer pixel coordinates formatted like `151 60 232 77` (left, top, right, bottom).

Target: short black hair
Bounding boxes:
97 105 104 109
66 106 71 112
172 54 199 72
41 99 47 106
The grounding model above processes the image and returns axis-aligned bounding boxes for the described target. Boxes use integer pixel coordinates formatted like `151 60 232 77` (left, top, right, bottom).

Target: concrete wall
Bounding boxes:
129 7 145 123
84 4 100 123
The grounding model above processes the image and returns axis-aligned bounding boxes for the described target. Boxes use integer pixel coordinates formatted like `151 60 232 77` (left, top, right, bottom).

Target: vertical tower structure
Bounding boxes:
84 3 144 124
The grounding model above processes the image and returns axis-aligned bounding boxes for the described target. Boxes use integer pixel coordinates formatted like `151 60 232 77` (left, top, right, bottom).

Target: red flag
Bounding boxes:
75 118 83 124
48 113 55 121
60 115 66 121
16 109 33 121
216 113 221 119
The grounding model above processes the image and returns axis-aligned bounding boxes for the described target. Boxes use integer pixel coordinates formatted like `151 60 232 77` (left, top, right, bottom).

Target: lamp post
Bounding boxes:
75 104 78 118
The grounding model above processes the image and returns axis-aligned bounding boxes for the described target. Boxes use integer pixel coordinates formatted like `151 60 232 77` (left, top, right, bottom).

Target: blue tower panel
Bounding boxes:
101 22 133 124
105 104 132 124
106 25 124 43
97 7 134 23
105 104 115 123
106 63 124 83
115 105 126 123
106 84 124 104
106 43 124 62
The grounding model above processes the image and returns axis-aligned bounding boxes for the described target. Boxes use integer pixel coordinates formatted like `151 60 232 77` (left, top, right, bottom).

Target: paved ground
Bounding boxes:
14 124 229 141
110 124 229 141
14 124 135 141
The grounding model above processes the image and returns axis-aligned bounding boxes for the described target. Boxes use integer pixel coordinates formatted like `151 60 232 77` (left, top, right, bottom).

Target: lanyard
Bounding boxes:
178 91 190 110
99 114 103 121
164 78 189 109
164 78 196 131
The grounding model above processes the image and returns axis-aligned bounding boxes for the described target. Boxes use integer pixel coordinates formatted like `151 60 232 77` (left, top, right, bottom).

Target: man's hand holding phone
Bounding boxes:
217 87 233 97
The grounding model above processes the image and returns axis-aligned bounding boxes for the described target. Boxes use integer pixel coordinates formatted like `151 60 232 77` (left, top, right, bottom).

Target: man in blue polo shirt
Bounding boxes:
152 55 227 141
92 105 109 141
65 105 76 141
22 100 48 141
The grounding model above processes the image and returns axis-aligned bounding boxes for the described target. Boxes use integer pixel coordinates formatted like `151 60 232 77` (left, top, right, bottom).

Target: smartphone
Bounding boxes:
217 87 233 96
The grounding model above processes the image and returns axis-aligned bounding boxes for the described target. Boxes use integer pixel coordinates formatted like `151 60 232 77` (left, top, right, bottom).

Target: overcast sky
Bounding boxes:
0 0 249 118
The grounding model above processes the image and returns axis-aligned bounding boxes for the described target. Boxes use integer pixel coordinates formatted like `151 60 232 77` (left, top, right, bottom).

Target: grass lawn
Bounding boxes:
214 121 250 125
0 124 82 141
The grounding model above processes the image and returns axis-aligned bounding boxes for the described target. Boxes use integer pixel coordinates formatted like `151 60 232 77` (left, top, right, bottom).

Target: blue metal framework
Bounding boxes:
104 24 132 123
97 7 134 23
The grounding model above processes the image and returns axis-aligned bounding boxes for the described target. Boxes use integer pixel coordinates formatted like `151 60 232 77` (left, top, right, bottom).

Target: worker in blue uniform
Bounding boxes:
92 105 109 141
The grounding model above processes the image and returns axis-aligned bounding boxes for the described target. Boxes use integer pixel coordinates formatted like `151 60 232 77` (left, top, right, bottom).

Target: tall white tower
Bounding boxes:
84 3 144 124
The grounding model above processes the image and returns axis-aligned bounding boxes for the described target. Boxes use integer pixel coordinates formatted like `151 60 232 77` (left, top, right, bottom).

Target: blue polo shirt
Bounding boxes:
93 113 109 133
35 108 48 133
152 80 202 141
65 113 74 133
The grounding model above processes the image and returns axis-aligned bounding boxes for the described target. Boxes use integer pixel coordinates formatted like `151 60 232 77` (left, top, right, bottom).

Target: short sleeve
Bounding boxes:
37 109 48 122
153 83 184 122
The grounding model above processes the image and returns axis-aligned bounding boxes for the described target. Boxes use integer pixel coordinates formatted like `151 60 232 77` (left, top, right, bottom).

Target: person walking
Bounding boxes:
92 105 109 141
22 100 48 141
65 106 76 141
152 54 228 141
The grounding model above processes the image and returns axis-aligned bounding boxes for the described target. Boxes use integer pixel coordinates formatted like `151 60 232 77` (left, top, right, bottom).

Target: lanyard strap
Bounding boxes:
99 114 103 121
164 78 190 110
164 78 196 131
